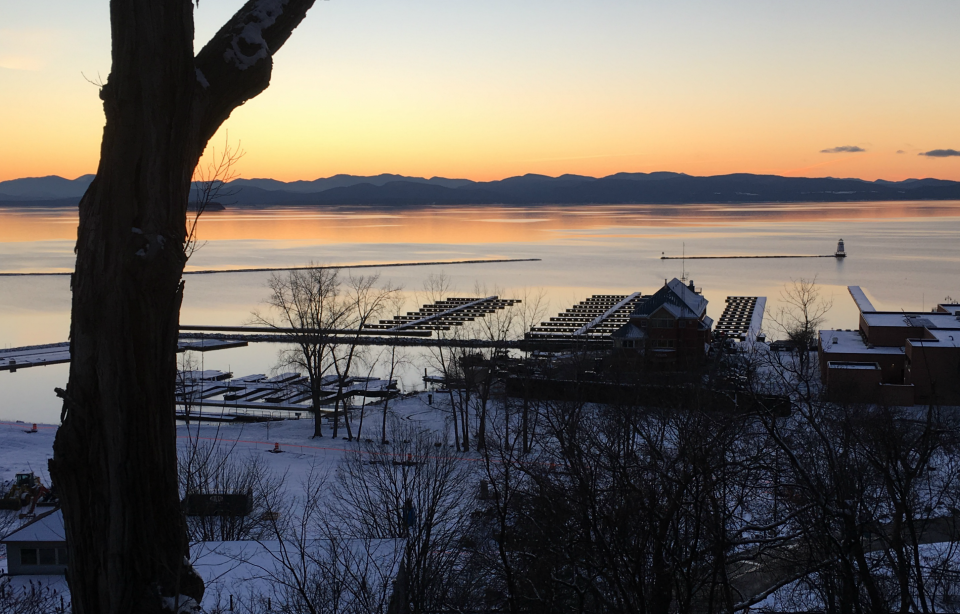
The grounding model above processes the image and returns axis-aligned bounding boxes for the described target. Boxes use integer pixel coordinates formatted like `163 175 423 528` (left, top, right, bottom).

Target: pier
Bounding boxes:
0 257 541 278
662 239 848 261
661 254 836 260
0 338 248 372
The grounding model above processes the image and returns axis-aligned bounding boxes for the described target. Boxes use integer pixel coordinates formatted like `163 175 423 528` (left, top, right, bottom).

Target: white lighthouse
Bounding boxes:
835 238 846 258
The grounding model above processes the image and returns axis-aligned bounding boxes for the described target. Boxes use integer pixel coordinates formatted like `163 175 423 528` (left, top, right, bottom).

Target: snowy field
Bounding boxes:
1 390 454 488
1 392 461 611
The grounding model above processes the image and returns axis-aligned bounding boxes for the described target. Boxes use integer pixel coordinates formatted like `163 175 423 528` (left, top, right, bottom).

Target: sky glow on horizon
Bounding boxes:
1 0 959 183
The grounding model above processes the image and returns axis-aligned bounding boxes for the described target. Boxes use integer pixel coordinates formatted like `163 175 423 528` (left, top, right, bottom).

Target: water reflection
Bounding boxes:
2 201 959 422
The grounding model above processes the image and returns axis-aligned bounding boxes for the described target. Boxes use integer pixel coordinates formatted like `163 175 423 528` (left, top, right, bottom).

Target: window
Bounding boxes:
39 548 57 565
20 548 38 565
622 340 635 348
655 340 675 349
651 318 673 329
18 546 67 566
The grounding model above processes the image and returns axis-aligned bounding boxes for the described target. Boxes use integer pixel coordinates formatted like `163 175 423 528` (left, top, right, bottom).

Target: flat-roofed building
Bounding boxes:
825 361 882 403
905 330 960 405
818 330 906 384
859 312 960 347
817 286 960 406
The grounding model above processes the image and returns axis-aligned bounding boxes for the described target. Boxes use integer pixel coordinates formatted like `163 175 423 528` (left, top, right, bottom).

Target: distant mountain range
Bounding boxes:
3 172 960 207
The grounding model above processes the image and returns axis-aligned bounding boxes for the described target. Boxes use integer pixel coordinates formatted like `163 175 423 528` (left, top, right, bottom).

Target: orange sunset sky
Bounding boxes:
2 0 959 183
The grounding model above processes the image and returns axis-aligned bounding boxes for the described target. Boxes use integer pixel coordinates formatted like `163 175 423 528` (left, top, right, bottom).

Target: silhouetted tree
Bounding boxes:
770 276 832 373
50 1 316 611
253 266 348 438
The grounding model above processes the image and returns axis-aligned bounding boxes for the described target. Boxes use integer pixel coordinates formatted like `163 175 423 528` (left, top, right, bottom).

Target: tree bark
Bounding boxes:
50 1 315 612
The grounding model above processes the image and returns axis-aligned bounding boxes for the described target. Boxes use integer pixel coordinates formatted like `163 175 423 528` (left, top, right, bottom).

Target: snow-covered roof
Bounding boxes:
632 278 707 320
1 508 65 543
819 330 904 355
862 312 960 330
611 322 645 339
654 303 683 319
909 330 960 349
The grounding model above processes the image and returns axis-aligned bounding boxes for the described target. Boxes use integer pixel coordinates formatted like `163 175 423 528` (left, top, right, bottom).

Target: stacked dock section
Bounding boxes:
526 293 646 342
364 296 520 332
714 296 767 340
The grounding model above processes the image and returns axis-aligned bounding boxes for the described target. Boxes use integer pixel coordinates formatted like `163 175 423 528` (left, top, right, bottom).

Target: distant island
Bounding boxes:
3 171 960 207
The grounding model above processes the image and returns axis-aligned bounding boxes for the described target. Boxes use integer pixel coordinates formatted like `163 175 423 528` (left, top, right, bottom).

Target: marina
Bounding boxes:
175 369 396 421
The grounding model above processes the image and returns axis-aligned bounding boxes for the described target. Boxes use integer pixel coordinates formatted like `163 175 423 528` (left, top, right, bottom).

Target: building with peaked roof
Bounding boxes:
1 508 67 576
612 278 713 368
1 508 406 612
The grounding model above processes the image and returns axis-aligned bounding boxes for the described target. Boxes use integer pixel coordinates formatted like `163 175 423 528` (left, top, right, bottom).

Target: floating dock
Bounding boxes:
526 293 646 342
175 370 396 421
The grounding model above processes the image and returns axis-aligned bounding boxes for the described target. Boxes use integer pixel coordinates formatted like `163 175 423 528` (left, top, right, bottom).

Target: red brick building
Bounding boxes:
818 289 960 406
612 278 713 368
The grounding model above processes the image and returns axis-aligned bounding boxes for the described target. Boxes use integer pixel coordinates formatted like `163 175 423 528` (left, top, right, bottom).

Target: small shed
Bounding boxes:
1 507 67 575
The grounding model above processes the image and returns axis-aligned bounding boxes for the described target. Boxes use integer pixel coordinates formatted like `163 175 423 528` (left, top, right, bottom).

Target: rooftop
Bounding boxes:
861 312 960 329
633 278 707 319
1 508 64 543
909 330 960 349
819 330 904 355
611 322 645 339
938 304 960 316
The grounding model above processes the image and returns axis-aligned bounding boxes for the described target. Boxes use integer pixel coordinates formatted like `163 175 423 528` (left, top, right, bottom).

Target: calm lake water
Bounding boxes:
2 201 960 423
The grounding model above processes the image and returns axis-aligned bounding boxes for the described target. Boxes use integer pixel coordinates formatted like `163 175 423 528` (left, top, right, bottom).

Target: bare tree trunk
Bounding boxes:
312 382 324 438
50 1 315 611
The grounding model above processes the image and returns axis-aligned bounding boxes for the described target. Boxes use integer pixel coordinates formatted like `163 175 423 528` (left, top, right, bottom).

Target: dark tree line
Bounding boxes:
436 354 960 614
344 348 960 614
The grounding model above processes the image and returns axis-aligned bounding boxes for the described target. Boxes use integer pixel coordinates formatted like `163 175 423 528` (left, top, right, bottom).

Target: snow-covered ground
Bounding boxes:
1 392 461 611
1 391 453 493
